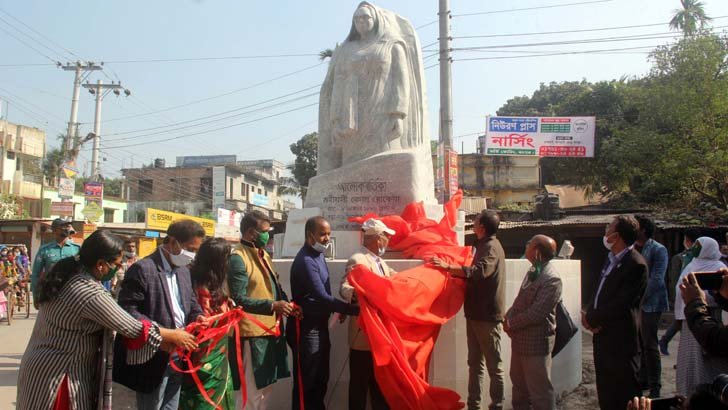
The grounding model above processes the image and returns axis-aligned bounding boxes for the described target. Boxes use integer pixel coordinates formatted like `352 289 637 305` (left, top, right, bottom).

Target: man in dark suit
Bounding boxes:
113 219 205 410
583 215 648 410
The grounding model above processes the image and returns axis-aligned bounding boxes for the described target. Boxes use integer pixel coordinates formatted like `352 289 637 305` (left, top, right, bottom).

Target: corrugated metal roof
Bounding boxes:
459 197 488 214
500 214 619 229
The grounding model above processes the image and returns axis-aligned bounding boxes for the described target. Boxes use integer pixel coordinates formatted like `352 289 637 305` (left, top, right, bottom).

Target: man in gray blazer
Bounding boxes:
504 235 563 410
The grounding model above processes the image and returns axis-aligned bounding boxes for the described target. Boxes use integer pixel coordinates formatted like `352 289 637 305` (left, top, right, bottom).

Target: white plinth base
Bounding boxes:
263 259 581 410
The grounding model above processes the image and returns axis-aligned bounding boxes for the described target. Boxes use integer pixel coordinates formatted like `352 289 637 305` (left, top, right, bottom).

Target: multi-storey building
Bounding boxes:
0 120 45 216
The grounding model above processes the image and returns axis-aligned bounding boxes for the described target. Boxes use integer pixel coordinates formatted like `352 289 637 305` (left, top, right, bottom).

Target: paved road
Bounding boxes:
0 304 36 409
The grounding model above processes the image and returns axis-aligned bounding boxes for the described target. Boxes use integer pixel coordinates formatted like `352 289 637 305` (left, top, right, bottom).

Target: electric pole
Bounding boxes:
82 79 128 181
60 62 102 156
439 0 454 200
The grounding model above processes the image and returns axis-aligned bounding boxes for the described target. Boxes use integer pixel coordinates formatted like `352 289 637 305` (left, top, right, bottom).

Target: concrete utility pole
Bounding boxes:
82 80 126 181
60 62 102 155
439 0 454 201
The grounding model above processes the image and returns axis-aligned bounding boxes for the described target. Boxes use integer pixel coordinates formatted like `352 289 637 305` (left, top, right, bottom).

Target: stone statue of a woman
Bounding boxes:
305 2 435 228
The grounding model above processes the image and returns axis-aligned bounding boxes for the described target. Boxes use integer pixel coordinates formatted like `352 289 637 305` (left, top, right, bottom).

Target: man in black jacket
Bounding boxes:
113 220 205 410
583 215 648 410
681 268 728 356
432 210 506 410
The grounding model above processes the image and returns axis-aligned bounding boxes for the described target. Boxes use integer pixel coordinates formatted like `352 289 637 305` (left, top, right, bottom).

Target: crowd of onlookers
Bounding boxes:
9 210 728 410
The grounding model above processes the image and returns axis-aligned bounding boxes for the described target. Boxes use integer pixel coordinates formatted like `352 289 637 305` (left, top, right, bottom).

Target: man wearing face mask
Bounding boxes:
288 216 360 410
113 219 205 410
340 218 397 410
504 235 562 410
31 218 80 305
583 215 647 410
227 210 298 409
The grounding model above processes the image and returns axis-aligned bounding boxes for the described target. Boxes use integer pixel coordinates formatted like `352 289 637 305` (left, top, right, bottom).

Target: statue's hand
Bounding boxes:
390 115 404 141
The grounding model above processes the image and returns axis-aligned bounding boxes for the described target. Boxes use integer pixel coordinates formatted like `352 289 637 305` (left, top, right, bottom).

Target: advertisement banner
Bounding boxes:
51 201 75 217
58 178 75 199
484 116 595 157
84 181 103 208
447 150 459 196
252 193 269 207
145 208 216 237
212 166 226 212
215 208 242 240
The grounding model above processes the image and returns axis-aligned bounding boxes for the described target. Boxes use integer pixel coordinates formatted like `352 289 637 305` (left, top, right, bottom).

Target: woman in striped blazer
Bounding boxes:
16 230 198 410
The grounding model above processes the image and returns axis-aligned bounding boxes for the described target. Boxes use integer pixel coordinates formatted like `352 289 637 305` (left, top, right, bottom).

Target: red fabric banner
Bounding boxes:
347 191 469 410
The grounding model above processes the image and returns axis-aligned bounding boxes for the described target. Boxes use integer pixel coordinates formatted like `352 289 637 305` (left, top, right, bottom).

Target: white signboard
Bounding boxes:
484 116 596 157
212 166 226 212
215 208 242 240
58 178 75 199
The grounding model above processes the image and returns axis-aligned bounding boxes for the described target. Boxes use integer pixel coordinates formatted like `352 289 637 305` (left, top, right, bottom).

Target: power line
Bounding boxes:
0 7 80 59
102 62 325 122
102 102 319 150
0 24 59 64
104 84 321 138
0 15 69 62
452 16 728 40
452 0 613 18
453 45 666 62
101 53 321 64
0 86 67 122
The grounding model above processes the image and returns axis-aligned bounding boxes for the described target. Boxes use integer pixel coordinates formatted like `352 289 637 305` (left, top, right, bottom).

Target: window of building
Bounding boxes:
6 151 15 160
139 179 153 199
16 157 21 171
200 177 212 194
241 183 247 198
229 178 233 198
258 188 262 195
104 208 115 223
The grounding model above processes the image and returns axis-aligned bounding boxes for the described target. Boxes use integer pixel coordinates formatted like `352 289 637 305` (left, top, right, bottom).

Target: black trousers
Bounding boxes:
349 349 389 410
639 311 662 395
594 346 640 410
289 321 330 410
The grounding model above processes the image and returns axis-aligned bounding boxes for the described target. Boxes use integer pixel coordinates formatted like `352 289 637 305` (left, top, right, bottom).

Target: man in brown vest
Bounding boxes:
340 218 397 410
227 210 299 409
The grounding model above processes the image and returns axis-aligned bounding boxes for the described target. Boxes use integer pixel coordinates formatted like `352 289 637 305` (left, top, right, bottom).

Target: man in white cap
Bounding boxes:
340 218 397 410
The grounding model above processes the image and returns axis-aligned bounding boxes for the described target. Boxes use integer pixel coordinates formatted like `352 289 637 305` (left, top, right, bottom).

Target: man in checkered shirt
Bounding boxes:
504 235 563 410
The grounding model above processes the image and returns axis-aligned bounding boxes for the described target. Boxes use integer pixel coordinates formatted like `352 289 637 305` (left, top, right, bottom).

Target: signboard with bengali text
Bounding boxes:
145 208 216 237
484 116 595 157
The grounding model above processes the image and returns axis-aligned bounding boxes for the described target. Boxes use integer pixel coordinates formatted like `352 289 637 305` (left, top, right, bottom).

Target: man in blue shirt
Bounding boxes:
634 214 669 398
31 218 80 306
288 216 359 410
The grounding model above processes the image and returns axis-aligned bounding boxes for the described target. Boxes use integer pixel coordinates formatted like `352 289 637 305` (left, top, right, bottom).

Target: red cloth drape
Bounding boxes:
347 191 469 410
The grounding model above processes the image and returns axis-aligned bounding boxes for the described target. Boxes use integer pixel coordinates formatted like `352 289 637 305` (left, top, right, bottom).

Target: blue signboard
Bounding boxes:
252 193 269 207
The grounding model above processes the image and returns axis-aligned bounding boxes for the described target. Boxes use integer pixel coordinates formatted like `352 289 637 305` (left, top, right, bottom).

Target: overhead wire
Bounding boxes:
0 7 81 60
102 62 326 122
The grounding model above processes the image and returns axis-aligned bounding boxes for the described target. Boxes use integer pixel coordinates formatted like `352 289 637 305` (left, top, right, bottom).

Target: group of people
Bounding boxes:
582 215 728 410
0 243 31 318
14 208 728 410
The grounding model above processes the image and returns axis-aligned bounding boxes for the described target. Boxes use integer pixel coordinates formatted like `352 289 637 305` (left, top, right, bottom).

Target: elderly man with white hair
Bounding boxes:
340 218 397 410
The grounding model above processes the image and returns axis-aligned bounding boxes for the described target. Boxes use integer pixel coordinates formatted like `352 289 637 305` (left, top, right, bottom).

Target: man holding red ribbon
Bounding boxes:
227 210 300 409
288 216 360 410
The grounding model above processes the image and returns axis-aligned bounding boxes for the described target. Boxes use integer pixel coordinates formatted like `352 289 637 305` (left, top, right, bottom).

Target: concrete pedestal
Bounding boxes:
263 258 581 410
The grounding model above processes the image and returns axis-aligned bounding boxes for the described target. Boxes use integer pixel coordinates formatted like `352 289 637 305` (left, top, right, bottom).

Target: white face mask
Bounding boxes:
603 235 614 251
378 247 386 256
124 251 136 258
169 248 195 266
312 241 329 253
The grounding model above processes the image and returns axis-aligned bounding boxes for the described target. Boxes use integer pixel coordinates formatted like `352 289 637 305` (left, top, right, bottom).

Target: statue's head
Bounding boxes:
353 4 376 37
348 2 379 41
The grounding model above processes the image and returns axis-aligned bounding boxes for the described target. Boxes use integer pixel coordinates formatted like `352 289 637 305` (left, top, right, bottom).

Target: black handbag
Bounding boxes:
552 300 578 357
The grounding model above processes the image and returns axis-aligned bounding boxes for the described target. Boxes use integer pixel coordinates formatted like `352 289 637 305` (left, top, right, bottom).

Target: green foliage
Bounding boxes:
0 194 23 219
496 33 728 219
73 177 124 197
43 147 65 187
669 0 711 36
289 132 318 201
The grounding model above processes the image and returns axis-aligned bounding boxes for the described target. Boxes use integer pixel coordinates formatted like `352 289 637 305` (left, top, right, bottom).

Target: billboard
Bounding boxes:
84 181 103 208
484 116 595 157
145 208 216 237
212 166 226 212
176 155 236 167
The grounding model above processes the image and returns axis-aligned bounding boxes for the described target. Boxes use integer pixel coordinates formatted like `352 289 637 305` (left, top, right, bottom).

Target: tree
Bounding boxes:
289 132 318 201
669 0 711 36
42 147 65 187
0 194 24 219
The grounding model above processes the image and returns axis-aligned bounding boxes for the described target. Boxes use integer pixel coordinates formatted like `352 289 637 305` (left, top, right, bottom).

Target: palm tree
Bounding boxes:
669 0 711 36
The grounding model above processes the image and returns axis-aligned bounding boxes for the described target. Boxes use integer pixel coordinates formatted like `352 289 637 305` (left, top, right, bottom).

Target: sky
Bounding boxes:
1 0 728 180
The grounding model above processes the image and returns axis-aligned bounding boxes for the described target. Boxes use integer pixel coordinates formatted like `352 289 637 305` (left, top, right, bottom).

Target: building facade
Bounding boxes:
0 120 45 216
122 156 295 223
458 153 540 207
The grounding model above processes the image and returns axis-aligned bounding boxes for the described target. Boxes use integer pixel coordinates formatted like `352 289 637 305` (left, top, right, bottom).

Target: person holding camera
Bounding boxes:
675 237 728 397
680 266 728 357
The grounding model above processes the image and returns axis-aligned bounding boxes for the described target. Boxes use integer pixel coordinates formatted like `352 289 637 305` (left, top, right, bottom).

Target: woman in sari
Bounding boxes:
180 237 236 409
16 230 198 410
675 236 728 396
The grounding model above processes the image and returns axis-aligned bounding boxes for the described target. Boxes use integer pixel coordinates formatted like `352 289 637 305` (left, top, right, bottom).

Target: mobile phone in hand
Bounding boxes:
650 396 683 410
694 271 724 290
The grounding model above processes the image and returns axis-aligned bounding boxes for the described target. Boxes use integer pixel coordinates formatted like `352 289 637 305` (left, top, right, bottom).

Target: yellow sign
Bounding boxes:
145 208 216 237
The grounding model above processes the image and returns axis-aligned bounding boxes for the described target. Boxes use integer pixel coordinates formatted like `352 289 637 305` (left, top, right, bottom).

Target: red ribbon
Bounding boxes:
168 307 283 410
